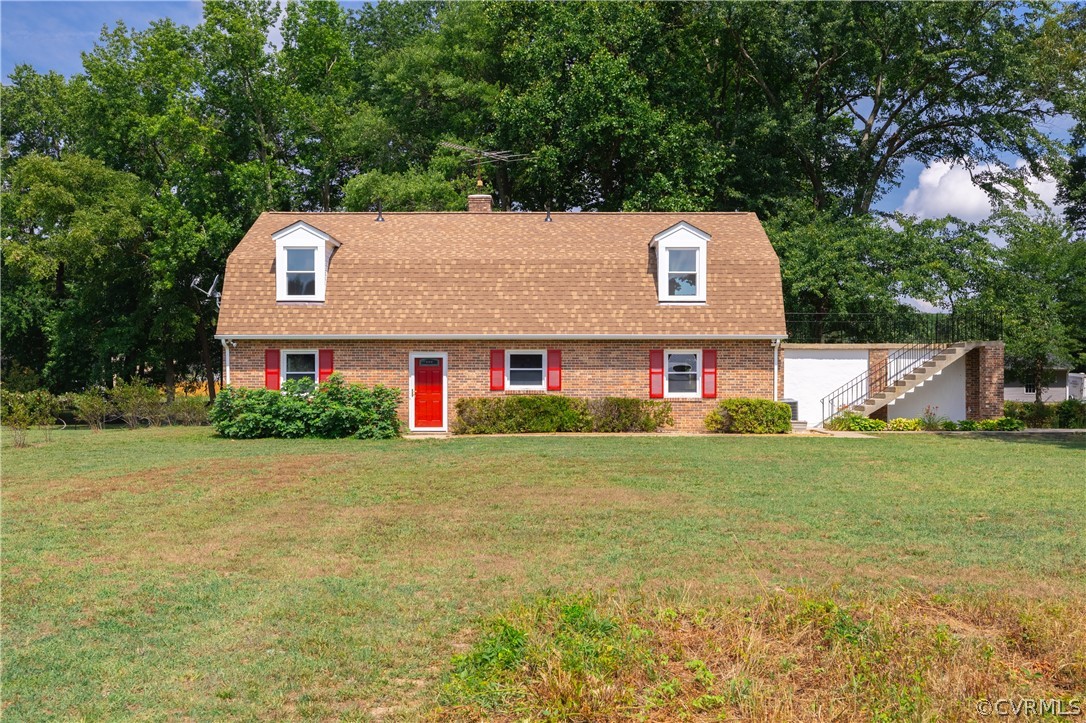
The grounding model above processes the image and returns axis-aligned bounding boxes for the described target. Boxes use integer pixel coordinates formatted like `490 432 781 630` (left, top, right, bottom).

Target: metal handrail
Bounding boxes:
819 341 943 427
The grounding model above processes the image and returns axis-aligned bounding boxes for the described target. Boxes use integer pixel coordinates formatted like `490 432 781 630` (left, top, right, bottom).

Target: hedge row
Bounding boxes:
830 412 1027 432
452 396 673 434
209 374 400 439
1003 399 1086 429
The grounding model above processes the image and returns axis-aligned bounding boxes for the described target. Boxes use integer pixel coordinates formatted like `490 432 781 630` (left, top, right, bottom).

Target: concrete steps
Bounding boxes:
849 341 979 417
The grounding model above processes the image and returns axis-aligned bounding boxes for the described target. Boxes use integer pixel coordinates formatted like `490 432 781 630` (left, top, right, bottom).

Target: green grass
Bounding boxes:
3 427 1084 719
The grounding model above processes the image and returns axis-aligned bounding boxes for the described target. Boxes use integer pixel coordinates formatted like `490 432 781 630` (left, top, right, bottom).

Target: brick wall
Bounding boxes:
226 339 779 432
965 342 1005 420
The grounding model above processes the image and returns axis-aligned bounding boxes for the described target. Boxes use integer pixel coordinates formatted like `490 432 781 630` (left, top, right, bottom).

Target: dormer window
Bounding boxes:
273 221 339 302
650 221 709 303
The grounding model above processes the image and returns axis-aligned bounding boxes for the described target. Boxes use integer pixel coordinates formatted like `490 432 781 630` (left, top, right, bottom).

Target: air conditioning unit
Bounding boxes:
782 398 799 421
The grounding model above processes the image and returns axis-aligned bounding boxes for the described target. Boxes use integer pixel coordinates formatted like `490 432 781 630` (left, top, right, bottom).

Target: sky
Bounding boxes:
0 1 1068 221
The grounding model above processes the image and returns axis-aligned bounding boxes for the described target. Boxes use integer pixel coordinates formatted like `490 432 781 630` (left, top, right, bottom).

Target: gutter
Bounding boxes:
214 333 789 341
772 338 780 401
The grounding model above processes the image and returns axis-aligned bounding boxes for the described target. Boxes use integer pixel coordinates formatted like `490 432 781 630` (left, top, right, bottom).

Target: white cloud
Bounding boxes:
898 159 1064 221
899 161 992 221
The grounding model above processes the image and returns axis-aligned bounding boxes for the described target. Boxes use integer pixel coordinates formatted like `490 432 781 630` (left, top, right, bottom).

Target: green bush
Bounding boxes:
977 417 1026 431
705 398 792 434
1004 399 1085 429
919 405 948 431
166 397 210 426
586 397 673 432
939 420 959 431
1 389 60 447
887 417 922 431
109 378 163 429
826 412 887 432
956 419 978 431
209 374 401 439
70 389 114 430
453 395 594 434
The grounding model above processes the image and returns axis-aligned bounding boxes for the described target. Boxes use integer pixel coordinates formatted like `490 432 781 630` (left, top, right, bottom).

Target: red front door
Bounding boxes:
414 357 444 428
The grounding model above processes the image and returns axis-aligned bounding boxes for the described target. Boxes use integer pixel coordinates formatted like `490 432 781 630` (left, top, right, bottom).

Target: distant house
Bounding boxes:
1005 367 1076 403
215 193 1005 431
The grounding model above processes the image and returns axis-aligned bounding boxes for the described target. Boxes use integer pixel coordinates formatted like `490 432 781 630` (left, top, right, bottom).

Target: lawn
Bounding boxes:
2 427 1083 719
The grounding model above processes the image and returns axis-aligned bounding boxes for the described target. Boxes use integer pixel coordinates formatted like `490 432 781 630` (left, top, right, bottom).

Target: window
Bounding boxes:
667 248 699 297
285 248 316 296
1024 382 1036 394
273 221 339 302
283 351 318 384
665 350 700 398
506 350 545 390
650 221 709 303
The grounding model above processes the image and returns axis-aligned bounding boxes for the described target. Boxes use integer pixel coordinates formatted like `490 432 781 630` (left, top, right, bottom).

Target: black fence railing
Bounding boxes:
785 311 1003 345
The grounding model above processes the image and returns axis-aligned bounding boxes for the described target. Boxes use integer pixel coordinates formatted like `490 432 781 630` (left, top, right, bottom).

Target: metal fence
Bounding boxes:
785 311 1003 345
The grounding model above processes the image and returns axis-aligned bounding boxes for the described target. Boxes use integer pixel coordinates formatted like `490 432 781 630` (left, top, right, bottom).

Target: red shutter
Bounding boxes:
318 349 334 382
490 349 505 391
702 349 717 399
547 349 562 391
265 349 280 390
649 349 664 399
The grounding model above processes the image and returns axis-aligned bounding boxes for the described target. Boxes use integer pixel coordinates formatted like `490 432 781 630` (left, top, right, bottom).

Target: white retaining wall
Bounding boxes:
886 357 967 421
782 349 869 424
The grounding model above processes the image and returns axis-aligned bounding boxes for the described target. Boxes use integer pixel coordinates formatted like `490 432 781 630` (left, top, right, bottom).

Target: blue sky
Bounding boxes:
1 1 1065 218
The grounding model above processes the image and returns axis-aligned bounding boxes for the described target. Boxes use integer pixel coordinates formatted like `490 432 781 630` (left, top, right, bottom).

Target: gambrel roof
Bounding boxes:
216 211 786 339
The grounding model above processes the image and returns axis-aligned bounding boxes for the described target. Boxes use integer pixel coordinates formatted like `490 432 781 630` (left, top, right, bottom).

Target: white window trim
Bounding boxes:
273 221 339 302
408 351 448 432
505 349 547 391
281 349 319 385
664 348 701 399
650 221 709 304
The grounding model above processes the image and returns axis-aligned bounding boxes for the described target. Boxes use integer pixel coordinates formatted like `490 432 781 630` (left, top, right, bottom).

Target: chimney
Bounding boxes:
468 194 493 213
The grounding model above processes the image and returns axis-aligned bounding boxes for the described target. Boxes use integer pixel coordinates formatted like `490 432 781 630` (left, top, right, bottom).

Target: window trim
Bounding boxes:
505 349 547 391
665 246 701 300
664 348 701 399
281 349 319 385
273 221 338 303
651 222 709 304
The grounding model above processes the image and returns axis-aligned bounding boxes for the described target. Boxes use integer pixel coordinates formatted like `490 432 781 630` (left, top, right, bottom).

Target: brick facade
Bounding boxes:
226 339 780 432
965 342 1005 420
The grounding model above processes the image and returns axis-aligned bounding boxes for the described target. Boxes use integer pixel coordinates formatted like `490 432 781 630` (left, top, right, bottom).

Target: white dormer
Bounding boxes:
273 221 340 302
650 221 709 303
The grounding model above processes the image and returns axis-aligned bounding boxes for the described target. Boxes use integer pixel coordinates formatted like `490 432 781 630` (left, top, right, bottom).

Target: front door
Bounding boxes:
413 356 445 429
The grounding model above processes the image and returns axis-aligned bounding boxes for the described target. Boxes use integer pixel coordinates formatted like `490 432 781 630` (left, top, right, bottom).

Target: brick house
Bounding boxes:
215 196 787 432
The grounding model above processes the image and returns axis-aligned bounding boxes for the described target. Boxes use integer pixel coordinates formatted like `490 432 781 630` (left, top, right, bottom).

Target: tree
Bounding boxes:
893 215 995 313
983 211 1083 400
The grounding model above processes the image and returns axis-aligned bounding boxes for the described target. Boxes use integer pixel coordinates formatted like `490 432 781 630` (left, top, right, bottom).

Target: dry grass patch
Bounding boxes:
434 590 1086 721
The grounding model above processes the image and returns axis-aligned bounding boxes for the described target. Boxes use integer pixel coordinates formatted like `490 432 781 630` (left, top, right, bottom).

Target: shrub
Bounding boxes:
586 397 673 432
1 389 60 447
453 395 593 434
209 374 401 439
705 398 791 434
70 389 114 431
1056 399 1086 429
825 411 887 432
109 378 163 429
887 417 922 431
957 419 978 431
166 397 209 426
939 420 959 431
977 417 1026 432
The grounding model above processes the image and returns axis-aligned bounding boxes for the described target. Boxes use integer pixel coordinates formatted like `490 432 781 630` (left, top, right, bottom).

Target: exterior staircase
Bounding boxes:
819 341 980 427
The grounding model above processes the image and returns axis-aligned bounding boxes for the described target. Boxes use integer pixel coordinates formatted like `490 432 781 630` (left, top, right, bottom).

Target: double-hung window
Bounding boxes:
285 248 317 297
506 350 545 390
283 350 318 384
651 221 709 303
665 349 700 398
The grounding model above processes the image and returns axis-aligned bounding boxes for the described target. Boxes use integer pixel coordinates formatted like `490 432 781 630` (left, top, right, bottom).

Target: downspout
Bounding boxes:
772 338 781 402
221 339 231 386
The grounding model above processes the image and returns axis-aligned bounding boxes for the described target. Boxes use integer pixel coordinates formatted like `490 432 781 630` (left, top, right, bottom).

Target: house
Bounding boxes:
215 195 788 432
1005 367 1076 403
